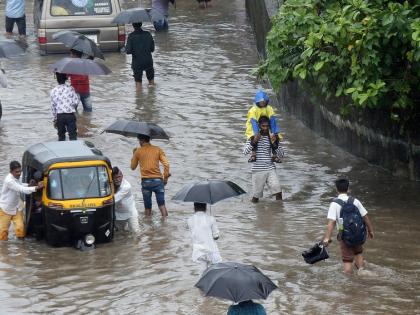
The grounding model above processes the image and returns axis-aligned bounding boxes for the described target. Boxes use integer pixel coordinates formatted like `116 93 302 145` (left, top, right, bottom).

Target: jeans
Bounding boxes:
5 15 26 35
56 113 77 141
79 94 92 112
141 179 165 209
153 19 168 31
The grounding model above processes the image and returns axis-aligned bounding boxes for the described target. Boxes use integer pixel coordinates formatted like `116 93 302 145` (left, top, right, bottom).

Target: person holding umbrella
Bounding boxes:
50 72 79 141
69 49 93 112
195 262 277 313
126 23 155 92
227 300 266 315
131 134 170 217
187 202 222 273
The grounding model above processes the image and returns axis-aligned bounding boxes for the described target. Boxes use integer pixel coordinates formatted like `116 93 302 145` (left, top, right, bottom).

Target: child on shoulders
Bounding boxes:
245 90 282 163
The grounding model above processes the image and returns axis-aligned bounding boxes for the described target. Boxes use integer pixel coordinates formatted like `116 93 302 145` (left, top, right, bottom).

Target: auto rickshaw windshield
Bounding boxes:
47 166 111 200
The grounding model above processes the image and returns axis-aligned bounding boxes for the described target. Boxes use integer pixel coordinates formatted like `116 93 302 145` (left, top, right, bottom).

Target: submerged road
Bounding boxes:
0 0 419 314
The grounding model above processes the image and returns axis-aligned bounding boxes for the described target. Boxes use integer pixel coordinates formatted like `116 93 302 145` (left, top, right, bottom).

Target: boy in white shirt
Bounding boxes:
112 167 140 234
322 178 374 273
187 202 222 272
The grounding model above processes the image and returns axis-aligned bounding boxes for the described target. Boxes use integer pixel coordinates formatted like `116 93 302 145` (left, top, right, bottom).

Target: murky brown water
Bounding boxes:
0 0 420 314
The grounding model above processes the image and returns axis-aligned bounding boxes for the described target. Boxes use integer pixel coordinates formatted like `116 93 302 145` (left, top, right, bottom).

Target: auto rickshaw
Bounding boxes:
21 140 114 248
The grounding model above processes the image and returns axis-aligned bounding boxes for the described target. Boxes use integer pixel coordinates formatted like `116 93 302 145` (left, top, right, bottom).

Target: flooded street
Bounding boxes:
1 0 420 314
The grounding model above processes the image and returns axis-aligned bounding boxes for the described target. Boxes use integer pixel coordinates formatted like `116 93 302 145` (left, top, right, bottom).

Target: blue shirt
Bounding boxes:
227 301 267 315
6 0 25 18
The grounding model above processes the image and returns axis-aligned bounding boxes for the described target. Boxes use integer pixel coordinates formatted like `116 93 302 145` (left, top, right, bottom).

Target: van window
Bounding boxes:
47 166 111 200
50 0 113 17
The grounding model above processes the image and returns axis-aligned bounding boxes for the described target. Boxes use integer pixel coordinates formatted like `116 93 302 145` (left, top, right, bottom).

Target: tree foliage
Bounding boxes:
260 0 420 123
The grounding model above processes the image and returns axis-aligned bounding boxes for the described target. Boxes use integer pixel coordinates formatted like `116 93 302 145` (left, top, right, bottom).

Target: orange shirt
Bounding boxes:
130 143 170 179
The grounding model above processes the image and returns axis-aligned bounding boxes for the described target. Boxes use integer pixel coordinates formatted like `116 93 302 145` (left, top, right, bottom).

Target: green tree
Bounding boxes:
260 0 420 130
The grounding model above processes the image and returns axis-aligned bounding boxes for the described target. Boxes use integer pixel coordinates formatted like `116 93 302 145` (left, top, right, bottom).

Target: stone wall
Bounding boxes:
245 0 420 180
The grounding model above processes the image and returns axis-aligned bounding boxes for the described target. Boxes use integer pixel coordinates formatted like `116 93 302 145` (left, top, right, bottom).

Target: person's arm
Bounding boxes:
8 178 38 195
159 149 170 184
114 181 130 204
322 219 335 245
130 150 139 170
51 91 57 122
150 34 155 53
243 139 253 155
363 214 374 239
211 217 220 240
126 36 132 54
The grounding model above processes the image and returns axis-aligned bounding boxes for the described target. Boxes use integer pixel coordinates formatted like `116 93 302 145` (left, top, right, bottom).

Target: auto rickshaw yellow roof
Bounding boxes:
22 140 111 172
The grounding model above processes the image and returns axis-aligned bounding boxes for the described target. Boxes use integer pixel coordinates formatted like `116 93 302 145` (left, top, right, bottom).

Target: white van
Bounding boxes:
33 0 126 54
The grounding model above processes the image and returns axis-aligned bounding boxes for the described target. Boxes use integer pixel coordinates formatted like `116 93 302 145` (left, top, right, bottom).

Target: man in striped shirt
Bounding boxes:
243 116 283 203
131 135 170 216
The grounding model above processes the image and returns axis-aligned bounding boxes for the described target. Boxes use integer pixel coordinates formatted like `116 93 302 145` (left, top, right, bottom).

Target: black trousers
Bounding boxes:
57 113 77 141
5 15 26 35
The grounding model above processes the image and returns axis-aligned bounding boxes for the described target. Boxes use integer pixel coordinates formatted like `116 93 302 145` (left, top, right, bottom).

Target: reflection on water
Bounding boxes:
0 0 419 314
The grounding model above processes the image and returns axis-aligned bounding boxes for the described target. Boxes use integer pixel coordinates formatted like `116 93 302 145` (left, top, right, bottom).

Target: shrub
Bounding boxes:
260 0 420 128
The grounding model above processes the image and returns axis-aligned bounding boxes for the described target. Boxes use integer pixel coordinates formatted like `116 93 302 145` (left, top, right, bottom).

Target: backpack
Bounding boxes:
333 197 366 247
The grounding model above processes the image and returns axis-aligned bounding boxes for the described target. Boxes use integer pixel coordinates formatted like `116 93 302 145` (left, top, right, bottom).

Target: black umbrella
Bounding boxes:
195 262 277 303
52 30 104 59
112 8 165 24
0 40 25 58
48 58 111 75
172 180 245 205
104 119 170 140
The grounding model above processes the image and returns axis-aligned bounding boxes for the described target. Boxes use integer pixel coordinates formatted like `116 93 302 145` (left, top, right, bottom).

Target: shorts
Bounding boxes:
133 66 154 83
141 178 165 209
338 236 363 262
251 169 281 198
5 15 26 35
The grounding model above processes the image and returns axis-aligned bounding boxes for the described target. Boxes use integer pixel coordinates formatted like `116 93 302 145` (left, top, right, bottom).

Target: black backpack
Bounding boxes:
333 197 367 247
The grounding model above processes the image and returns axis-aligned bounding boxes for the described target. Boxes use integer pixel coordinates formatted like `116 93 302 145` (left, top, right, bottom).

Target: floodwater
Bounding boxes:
0 0 420 314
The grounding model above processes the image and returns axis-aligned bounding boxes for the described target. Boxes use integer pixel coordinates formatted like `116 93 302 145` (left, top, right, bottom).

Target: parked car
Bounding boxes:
22 140 115 248
33 0 125 55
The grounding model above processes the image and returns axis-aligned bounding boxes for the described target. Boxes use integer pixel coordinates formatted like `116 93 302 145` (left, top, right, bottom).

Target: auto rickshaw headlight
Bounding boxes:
85 234 95 245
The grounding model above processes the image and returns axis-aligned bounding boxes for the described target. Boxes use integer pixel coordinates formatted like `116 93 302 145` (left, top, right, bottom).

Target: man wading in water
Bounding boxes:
243 116 283 203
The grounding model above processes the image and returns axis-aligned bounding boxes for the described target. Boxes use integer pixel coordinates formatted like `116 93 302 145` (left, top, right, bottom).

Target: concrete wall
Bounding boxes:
245 0 420 180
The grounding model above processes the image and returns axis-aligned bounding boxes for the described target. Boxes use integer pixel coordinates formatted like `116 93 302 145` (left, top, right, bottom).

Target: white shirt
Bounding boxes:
327 193 368 230
187 212 222 264
114 179 138 221
0 173 36 215
50 84 79 121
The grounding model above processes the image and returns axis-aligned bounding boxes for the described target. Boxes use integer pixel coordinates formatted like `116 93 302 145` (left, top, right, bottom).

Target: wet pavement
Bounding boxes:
0 0 420 314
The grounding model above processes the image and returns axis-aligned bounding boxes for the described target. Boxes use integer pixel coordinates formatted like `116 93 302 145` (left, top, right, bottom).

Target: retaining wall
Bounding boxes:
245 0 420 180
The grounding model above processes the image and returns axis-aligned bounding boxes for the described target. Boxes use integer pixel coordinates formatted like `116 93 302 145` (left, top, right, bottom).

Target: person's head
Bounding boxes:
137 134 151 146
132 23 142 30
335 178 349 193
55 72 67 84
194 202 207 212
112 166 123 188
254 90 269 108
70 49 83 58
258 116 270 135
9 161 22 179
